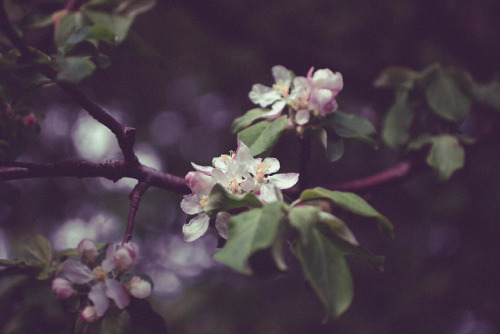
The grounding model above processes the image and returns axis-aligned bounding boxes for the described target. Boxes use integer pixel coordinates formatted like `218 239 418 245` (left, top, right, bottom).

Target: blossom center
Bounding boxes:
199 195 208 210
272 82 289 98
254 162 271 183
93 267 107 281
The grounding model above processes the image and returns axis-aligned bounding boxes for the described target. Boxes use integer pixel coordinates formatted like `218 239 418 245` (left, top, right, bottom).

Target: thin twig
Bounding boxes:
123 179 151 244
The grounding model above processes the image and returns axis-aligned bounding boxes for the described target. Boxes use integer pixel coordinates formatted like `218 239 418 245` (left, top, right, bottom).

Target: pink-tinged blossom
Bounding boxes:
113 243 138 272
128 276 152 299
61 245 131 317
181 141 299 242
51 277 75 300
78 239 98 263
80 305 98 322
307 67 343 116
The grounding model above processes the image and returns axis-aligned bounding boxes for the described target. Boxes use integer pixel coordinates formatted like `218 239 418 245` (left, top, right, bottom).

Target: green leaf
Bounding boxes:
306 127 344 162
288 205 321 244
293 228 353 320
426 134 465 180
407 134 432 151
213 202 284 274
237 116 287 156
382 90 415 149
87 23 116 43
57 56 96 83
425 71 471 122
101 309 131 334
66 26 92 45
474 80 500 110
204 183 263 214
373 66 417 89
299 187 394 239
231 108 267 133
84 10 134 43
54 12 83 48
326 111 376 146
23 235 52 266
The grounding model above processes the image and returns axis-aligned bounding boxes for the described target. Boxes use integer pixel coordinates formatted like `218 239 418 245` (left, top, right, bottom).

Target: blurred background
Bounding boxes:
1 0 500 333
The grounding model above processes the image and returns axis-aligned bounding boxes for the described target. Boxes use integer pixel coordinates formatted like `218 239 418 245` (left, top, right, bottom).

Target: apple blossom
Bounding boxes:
51 277 75 299
80 305 98 322
78 239 98 263
181 141 299 242
127 276 152 299
307 67 343 116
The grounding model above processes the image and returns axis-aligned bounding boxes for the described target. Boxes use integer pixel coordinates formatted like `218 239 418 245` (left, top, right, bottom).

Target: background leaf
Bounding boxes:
213 202 284 274
299 187 394 239
426 134 465 180
425 71 471 122
382 90 415 149
231 108 267 133
293 228 354 320
237 116 287 156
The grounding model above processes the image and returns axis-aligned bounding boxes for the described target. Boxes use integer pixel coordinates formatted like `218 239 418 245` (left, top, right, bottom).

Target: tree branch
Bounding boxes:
0 159 189 194
123 179 151 244
330 160 412 192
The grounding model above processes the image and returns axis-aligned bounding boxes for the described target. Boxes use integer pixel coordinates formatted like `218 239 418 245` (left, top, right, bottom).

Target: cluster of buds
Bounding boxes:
181 141 299 242
249 65 343 134
51 239 152 322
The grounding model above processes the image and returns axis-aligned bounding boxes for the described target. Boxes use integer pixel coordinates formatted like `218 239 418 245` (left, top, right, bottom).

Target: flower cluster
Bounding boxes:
51 239 152 322
249 65 343 133
181 141 299 242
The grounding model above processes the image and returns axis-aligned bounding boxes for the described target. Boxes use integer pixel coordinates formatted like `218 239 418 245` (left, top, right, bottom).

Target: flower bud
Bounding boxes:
128 276 152 299
78 239 98 263
113 243 138 271
80 305 98 322
51 277 75 299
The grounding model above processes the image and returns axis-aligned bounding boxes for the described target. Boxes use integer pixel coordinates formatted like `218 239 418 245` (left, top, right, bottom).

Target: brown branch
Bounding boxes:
0 159 189 194
123 179 151 244
330 160 412 192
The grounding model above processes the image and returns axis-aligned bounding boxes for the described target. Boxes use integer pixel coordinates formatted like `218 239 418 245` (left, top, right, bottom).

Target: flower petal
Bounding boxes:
101 243 117 272
268 173 299 189
89 282 109 317
249 84 281 107
262 157 280 174
180 194 203 215
262 100 286 119
259 184 281 203
105 278 130 309
62 260 94 284
215 211 231 239
272 65 291 86
183 213 210 242
295 109 310 125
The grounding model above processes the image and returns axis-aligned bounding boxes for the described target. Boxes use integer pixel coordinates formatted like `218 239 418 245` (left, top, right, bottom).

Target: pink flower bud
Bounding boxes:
51 277 75 299
22 114 36 127
128 276 152 299
113 243 137 271
78 239 98 263
80 305 98 322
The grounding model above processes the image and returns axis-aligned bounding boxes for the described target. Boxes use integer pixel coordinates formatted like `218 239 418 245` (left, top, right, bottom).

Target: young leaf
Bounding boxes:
299 187 394 239
288 205 321 244
204 183 262 214
57 56 96 83
326 111 376 146
474 80 500 110
54 12 83 48
84 10 134 43
426 134 465 180
213 202 284 274
237 115 287 156
374 66 417 89
293 228 354 320
231 108 267 133
306 127 344 162
382 90 415 149
425 71 471 122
